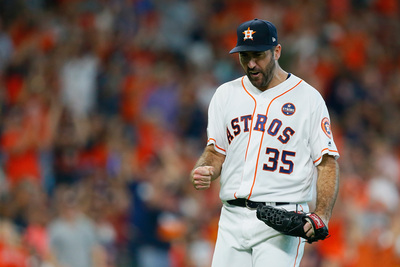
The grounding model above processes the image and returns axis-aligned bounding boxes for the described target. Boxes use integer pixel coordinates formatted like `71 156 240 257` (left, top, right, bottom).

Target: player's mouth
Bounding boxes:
249 70 261 78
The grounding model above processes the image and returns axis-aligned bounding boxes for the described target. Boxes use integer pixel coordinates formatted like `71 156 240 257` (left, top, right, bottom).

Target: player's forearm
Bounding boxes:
315 155 339 223
193 144 225 181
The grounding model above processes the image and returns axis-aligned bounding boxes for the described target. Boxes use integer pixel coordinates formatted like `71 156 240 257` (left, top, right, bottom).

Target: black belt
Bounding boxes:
227 199 290 209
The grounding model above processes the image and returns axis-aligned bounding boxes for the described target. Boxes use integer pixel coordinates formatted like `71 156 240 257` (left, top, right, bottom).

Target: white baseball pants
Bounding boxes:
211 203 309 267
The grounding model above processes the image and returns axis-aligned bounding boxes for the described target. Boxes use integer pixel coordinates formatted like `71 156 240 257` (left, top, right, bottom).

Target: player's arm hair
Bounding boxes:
315 154 339 224
193 144 226 181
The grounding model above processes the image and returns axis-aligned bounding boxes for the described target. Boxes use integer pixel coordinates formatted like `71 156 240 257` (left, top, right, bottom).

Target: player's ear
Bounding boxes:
273 45 282 60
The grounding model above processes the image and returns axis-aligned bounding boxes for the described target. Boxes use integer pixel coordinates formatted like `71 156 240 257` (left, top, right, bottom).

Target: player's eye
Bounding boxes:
240 52 265 61
239 53 251 60
254 52 266 58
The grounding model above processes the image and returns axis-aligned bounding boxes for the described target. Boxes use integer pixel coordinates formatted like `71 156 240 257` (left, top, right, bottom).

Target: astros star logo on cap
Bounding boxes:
243 27 256 40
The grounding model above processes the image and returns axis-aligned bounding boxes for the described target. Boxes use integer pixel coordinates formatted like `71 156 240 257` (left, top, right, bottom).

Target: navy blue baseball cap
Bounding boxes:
230 19 278 54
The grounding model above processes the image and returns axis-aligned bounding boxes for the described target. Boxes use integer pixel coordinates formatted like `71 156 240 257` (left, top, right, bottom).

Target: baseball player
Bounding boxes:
190 19 340 267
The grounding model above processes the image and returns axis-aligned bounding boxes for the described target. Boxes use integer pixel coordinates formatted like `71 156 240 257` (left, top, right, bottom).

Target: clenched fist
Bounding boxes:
191 166 214 190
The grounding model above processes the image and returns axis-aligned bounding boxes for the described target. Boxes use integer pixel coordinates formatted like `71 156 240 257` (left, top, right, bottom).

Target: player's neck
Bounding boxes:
260 66 288 91
272 67 289 86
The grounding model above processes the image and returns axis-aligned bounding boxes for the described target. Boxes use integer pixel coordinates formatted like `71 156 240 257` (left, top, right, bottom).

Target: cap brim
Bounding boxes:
229 44 274 54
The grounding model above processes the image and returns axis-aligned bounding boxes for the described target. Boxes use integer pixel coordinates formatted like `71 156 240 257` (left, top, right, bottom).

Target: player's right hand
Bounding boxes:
191 166 214 190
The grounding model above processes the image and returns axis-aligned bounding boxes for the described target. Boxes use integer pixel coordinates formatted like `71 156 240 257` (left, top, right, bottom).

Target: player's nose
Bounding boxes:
247 58 257 69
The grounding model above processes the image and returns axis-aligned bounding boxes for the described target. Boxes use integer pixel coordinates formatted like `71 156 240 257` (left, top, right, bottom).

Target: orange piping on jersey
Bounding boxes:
233 77 258 199
248 80 303 199
241 77 258 161
207 138 226 152
313 148 339 164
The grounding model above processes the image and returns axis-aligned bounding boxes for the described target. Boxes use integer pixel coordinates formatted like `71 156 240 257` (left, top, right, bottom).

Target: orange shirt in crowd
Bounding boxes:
1 127 41 187
0 242 29 267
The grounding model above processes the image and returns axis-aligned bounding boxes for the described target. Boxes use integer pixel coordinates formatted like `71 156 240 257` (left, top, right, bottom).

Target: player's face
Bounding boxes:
239 50 276 91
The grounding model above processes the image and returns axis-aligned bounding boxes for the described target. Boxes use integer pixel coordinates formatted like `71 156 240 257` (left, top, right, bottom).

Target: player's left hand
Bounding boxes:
303 214 327 239
256 205 330 243
303 221 314 238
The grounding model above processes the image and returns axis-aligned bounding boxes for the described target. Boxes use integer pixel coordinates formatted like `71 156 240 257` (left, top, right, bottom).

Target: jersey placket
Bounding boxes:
235 95 270 200
234 78 303 200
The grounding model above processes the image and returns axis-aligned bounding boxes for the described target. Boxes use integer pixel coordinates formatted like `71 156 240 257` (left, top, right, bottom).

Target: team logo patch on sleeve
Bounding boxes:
281 103 296 116
321 117 332 138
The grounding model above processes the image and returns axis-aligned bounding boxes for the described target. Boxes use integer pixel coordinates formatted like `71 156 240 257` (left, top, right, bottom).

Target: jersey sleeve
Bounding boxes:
206 88 228 155
310 101 340 165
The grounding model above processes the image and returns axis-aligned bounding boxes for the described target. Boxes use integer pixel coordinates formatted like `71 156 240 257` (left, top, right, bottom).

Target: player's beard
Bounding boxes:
247 57 276 91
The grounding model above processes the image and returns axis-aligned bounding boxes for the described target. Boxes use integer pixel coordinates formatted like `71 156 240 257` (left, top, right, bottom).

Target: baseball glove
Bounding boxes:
256 205 329 243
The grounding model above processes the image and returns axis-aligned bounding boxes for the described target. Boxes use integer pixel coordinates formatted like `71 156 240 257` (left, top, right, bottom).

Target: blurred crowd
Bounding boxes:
0 0 399 267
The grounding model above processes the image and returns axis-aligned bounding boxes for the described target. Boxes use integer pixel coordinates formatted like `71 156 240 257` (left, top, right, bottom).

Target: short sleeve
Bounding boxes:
310 102 340 165
206 89 228 155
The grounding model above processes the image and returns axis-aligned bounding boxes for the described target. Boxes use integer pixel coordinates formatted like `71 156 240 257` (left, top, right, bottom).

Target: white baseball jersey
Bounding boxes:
207 74 339 203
